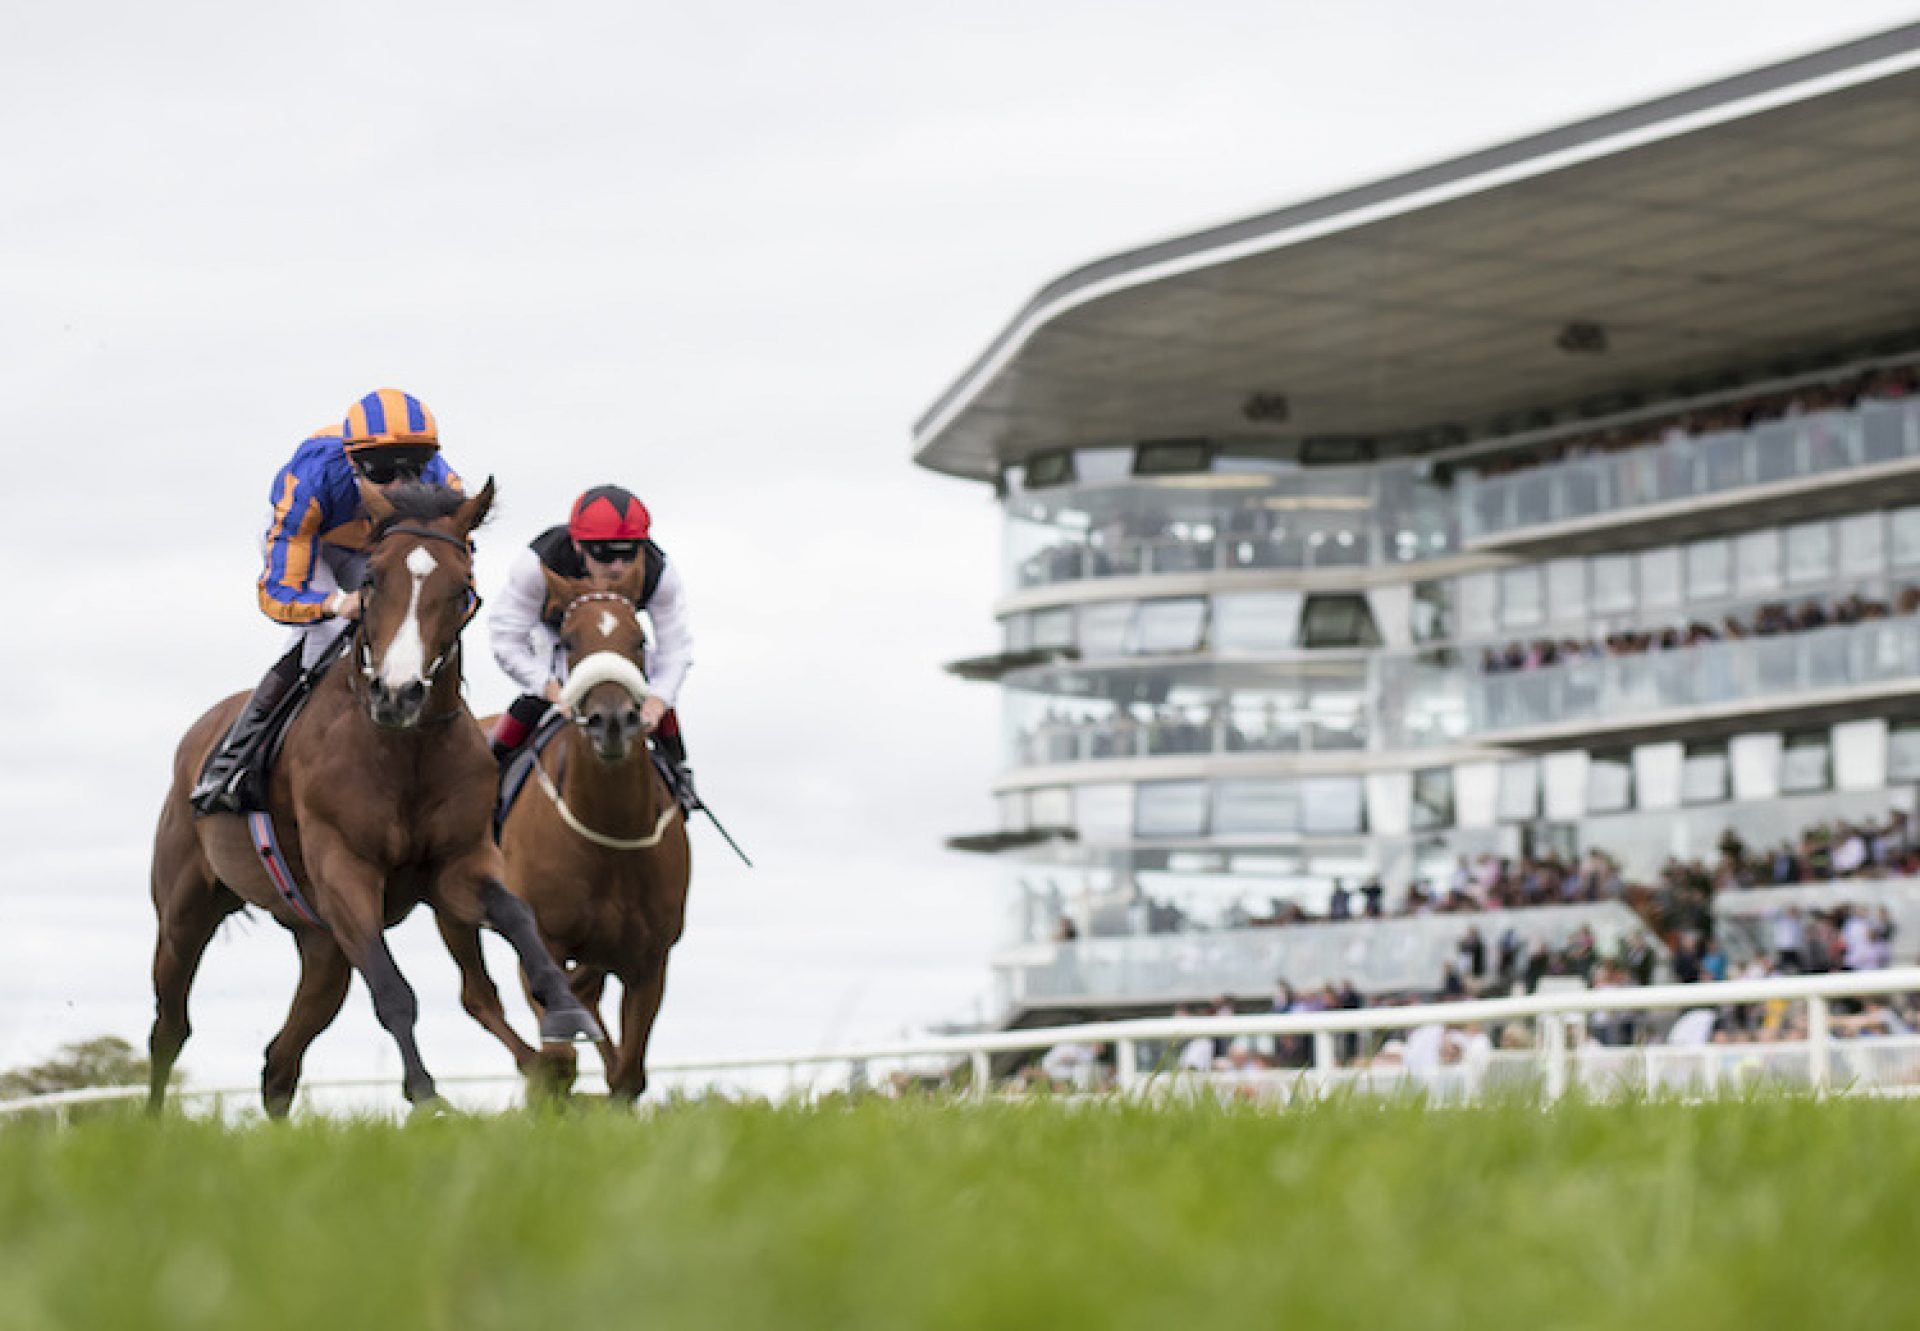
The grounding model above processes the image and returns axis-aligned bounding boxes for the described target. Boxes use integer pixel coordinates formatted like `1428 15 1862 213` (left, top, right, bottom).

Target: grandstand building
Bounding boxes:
916 24 1920 1021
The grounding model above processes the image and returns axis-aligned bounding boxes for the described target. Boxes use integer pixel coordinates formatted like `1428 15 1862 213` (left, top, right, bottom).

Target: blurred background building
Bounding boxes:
916 23 1920 1024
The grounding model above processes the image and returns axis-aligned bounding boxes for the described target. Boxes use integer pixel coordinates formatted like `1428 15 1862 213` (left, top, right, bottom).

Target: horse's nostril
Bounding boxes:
367 678 388 701
400 682 426 707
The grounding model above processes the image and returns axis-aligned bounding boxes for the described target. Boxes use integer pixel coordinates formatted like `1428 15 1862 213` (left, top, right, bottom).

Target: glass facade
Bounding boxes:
949 371 1920 1011
978 408 1920 906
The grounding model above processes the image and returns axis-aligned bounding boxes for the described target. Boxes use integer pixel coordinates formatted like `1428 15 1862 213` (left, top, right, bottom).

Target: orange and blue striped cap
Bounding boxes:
342 388 439 452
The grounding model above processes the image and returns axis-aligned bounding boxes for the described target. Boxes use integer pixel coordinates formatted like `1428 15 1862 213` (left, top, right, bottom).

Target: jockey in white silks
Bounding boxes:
487 483 697 807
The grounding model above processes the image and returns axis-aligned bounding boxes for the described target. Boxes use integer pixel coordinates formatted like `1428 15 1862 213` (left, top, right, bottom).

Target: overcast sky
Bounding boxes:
4 0 1917 1096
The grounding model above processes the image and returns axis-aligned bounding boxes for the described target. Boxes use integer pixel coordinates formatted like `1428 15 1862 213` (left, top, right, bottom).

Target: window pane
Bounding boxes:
1213 779 1302 835
1077 602 1134 658
1784 521 1833 585
1135 781 1209 838
1459 572 1498 639
1892 508 1920 569
1031 608 1074 650
1545 559 1586 622
1497 760 1539 822
997 793 1028 832
1300 777 1364 834
1411 583 1452 644
1500 567 1544 628
1639 547 1682 610
1891 724 1920 781
1003 614 1033 652
1686 540 1731 600
1029 787 1072 828
1682 745 1728 804
1211 592 1302 653
1300 595 1380 648
1132 598 1208 654
1781 734 1831 793
1411 768 1454 831
1587 754 1632 814
1735 530 1782 594
1076 783 1133 839
1592 555 1635 613
1839 513 1885 576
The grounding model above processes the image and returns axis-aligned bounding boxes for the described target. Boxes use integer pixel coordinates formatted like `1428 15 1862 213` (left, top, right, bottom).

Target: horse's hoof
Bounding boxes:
540 1005 605 1045
408 1095 456 1120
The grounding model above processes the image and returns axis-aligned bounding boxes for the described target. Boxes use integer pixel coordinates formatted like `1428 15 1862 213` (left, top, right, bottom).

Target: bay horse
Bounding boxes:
148 480 601 1114
495 561 691 1102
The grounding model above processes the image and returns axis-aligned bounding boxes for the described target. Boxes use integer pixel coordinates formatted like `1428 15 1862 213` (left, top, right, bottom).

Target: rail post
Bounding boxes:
1312 1031 1337 1097
1541 1015 1568 1103
1116 1038 1139 1094
970 1050 991 1102
1808 995 1832 1096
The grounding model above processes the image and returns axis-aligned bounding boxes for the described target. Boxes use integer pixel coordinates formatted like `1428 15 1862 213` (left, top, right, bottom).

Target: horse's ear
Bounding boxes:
456 476 496 535
542 564 587 621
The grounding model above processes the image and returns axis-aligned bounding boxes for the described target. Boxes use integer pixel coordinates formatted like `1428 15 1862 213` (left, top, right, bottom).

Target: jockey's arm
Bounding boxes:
645 561 693 710
489 547 556 696
425 455 464 493
256 464 345 624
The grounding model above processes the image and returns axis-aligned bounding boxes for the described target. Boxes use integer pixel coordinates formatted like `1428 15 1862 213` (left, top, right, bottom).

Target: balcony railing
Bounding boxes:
1459 398 1920 542
1466 616 1920 736
998 902 1652 1005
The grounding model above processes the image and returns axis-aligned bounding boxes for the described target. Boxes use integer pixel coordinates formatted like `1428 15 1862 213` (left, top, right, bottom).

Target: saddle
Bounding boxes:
199 633 351 817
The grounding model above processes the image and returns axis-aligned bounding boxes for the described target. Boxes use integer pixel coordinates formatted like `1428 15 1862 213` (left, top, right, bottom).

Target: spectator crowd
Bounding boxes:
1479 589 1915 676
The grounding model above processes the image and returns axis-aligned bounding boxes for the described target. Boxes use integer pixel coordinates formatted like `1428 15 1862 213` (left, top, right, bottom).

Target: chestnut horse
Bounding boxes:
495 562 691 1101
148 480 600 1114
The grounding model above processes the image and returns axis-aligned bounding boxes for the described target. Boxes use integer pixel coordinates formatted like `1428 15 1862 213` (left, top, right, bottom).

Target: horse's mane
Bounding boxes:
372 483 469 533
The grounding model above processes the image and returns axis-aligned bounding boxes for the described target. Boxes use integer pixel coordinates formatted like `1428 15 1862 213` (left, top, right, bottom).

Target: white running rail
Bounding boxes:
6 968 1919 1119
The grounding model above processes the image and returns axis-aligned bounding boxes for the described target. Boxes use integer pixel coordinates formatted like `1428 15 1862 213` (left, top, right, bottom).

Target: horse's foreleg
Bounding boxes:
433 913 537 1072
609 951 672 1104
261 927 352 1117
309 848 438 1106
477 879 604 1045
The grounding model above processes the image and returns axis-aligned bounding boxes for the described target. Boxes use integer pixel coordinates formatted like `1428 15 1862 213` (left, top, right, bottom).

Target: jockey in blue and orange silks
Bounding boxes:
190 388 463 815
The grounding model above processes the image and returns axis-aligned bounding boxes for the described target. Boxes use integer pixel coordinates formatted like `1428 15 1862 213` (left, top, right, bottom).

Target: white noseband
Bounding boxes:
561 651 652 712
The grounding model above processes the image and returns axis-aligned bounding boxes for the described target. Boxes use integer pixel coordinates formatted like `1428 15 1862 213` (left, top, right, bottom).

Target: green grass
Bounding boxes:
0 1095 1913 1330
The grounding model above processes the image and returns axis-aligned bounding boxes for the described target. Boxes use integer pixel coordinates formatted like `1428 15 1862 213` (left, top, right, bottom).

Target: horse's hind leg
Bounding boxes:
148 810 238 1113
261 928 352 1118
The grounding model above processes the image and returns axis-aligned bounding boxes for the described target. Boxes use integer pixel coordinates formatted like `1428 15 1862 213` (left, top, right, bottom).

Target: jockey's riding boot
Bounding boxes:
189 645 305 816
489 694 552 777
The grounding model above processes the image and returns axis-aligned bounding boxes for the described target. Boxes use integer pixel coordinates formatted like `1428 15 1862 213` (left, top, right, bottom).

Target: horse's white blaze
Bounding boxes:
599 610 618 638
561 651 652 711
379 546 439 688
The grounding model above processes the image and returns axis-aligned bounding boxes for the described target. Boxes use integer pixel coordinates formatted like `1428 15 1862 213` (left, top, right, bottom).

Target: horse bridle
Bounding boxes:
350 523 483 723
555 590 645 729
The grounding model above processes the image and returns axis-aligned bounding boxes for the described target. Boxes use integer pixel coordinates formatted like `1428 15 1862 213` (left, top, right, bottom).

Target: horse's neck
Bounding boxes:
557 727 663 829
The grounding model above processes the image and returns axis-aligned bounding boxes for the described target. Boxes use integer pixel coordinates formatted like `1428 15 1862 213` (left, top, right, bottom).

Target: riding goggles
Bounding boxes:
580 540 641 564
356 456 427 485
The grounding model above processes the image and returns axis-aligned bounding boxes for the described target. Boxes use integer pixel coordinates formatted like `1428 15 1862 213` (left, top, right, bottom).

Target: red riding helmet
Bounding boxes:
568 484 651 542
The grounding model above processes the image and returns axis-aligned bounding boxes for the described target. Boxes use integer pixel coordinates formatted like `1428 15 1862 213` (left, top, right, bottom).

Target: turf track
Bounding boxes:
0 1095 1911 1330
